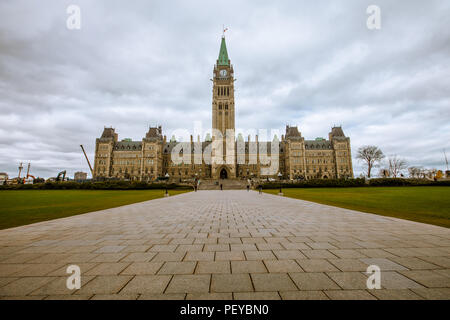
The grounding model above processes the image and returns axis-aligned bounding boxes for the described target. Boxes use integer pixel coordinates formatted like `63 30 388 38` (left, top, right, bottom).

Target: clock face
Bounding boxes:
219 69 227 77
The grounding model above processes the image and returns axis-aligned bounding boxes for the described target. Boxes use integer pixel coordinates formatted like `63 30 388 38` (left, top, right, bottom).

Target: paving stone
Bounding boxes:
289 273 340 290
12 263 65 277
231 261 267 273
356 249 397 258
369 289 424 300
211 274 253 292
203 244 229 252
94 246 126 254
301 250 338 259
45 295 93 300
411 288 450 300
120 262 164 275
329 249 367 259
280 291 329 300
251 273 297 291
149 244 178 252
0 264 30 276
0 277 54 296
46 263 98 276
187 293 232 300
281 243 310 250
389 257 441 270
121 252 156 262
264 260 303 273
256 243 284 251
326 272 369 289
85 263 130 275
398 270 450 288
297 259 338 272
90 253 128 263
152 252 186 262
306 242 338 250
380 271 425 289
234 292 280 300
91 294 139 300
31 276 94 296
139 293 186 300
158 262 196 275
216 251 245 261
328 259 369 272
175 245 203 252
184 251 214 261
120 275 171 294
273 250 307 260
417 256 450 268
196 261 230 274
230 244 258 251
360 258 408 271
166 275 211 293
324 290 376 300
75 275 132 295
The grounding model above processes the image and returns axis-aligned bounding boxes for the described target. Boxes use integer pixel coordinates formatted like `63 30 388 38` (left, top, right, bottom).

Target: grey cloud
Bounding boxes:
0 0 449 178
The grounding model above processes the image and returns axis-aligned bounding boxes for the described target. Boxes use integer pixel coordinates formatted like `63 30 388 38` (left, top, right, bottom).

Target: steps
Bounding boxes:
198 179 249 190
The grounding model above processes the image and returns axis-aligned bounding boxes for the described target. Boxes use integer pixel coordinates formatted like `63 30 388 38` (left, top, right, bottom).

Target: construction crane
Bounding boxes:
24 162 35 183
18 162 23 179
80 145 94 177
444 149 449 171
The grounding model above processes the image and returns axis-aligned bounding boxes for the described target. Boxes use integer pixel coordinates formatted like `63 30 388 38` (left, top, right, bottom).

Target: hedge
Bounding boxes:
261 178 450 189
0 181 192 191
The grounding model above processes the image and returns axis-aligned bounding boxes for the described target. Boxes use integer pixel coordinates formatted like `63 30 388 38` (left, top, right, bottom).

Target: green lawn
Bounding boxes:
0 189 189 230
264 187 450 228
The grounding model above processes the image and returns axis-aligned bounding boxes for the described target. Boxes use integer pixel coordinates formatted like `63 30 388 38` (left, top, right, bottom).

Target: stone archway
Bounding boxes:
220 168 228 179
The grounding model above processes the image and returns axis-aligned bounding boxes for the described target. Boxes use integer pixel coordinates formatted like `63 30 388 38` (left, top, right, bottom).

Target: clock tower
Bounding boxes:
211 35 236 179
212 36 235 135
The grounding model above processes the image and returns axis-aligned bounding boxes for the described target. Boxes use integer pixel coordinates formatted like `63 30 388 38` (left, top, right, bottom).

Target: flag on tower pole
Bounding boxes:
223 25 228 36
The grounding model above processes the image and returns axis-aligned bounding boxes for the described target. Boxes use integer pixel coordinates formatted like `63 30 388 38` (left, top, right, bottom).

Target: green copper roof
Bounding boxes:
217 36 229 66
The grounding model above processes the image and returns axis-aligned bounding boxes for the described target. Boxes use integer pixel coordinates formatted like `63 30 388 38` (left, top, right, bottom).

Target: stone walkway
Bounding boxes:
0 190 449 300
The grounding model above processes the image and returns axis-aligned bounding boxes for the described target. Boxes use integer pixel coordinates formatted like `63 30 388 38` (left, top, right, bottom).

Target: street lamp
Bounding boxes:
165 173 170 196
277 172 283 196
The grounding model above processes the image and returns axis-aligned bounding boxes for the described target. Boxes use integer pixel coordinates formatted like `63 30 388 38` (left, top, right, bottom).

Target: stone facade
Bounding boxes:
93 36 353 181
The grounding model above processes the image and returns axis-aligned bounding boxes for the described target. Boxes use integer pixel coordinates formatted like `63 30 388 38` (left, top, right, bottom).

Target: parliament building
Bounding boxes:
93 36 353 181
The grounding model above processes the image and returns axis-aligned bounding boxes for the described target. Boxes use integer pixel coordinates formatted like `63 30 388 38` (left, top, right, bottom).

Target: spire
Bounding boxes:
217 36 229 66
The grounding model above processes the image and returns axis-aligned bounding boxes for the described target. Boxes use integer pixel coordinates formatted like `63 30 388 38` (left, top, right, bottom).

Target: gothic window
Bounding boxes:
225 103 228 110
217 87 219 96
219 103 222 110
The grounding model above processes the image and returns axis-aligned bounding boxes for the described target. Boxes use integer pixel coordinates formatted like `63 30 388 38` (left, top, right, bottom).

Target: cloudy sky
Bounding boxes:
0 0 449 178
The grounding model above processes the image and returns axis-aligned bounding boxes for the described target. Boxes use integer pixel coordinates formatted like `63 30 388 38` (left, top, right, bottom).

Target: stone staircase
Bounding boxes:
198 179 248 190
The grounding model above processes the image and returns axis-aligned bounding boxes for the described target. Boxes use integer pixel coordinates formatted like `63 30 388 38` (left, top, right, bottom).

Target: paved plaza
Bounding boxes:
0 190 449 300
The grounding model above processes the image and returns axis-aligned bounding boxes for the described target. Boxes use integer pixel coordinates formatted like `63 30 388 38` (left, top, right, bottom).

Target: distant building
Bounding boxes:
0 172 8 185
74 172 88 181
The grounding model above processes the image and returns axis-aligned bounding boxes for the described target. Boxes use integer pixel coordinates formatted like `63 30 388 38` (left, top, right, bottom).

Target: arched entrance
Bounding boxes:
220 168 228 179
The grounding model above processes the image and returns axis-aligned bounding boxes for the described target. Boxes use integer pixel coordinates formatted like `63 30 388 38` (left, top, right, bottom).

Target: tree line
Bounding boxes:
356 145 445 179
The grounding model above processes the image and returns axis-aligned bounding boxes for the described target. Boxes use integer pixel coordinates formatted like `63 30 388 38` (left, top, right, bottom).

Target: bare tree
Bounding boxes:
408 166 421 178
356 145 384 178
388 155 408 178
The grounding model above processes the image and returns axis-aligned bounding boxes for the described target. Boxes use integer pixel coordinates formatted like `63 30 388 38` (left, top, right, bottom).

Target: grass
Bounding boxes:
0 189 190 230
264 186 450 228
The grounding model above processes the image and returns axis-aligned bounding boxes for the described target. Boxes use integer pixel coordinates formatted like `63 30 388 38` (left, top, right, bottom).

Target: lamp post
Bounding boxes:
165 173 170 196
277 172 283 196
